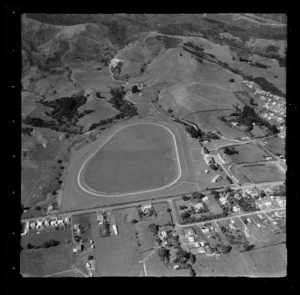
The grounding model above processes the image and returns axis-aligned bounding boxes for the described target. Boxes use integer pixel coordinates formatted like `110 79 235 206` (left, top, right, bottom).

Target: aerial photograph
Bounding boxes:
20 13 286 277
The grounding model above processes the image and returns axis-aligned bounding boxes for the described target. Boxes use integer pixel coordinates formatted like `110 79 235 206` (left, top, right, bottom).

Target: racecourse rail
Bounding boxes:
77 122 182 197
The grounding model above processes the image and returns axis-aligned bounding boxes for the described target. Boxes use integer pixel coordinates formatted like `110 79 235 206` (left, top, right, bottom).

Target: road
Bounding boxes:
168 197 285 228
21 179 284 223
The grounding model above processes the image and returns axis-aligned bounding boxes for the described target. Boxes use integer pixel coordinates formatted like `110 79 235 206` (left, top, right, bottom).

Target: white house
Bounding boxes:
188 236 195 243
233 206 240 212
219 196 227 205
229 223 236 230
198 247 206 253
202 196 209 202
194 203 204 211
141 204 152 212
161 231 167 238
201 227 209 234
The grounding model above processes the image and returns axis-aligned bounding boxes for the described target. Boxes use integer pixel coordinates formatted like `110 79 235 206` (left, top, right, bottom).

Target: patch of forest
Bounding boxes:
88 87 138 131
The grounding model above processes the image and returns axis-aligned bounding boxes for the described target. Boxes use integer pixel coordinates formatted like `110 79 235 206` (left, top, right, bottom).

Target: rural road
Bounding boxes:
21 180 284 223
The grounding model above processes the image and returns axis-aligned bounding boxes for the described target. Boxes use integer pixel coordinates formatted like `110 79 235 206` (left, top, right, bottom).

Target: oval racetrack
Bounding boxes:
77 123 182 197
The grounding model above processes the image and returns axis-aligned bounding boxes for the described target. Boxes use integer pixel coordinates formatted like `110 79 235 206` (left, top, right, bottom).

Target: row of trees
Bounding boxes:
26 239 61 250
223 146 238 155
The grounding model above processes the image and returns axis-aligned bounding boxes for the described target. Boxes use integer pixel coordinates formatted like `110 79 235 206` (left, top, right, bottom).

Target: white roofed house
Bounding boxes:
202 196 209 202
219 196 227 205
141 204 152 212
188 236 196 243
184 228 196 237
37 220 43 229
194 202 204 213
57 218 64 226
30 222 36 230
232 205 240 213
64 216 70 224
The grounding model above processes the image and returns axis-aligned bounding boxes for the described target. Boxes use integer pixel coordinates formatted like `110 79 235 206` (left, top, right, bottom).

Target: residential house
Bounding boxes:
64 217 70 224
73 243 83 253
233 206 240 212
188 236 196 243
198 247 206 254
141 204 152 212
201 227 209 234
57 218 64 226
194 202 204 212
234 193 241 200
219 196 227 205
229 223 236 230
184 228 196 237
202 196 209 202
161 231 167 238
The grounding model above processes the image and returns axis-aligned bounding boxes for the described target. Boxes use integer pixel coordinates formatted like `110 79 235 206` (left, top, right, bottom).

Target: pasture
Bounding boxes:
225 142 270 164
263 136 285 156
239 164 285 183
20 229 73 277
92 209 141 276
82 123 178 194
77 96 119 132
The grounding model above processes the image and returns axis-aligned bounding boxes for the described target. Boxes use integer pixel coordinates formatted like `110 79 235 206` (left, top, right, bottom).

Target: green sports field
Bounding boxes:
83 124 179 194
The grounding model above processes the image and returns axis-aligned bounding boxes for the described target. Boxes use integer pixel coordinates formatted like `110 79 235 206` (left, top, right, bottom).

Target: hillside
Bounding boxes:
21 13 286 209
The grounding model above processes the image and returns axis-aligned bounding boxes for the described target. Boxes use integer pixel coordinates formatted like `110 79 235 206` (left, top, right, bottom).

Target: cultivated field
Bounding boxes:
224 142 271 164
82 123 178 194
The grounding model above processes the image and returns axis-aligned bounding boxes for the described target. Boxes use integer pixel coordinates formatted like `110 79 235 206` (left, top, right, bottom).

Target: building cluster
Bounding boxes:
97 211 118 238
242 80 286 138
85 255 96 277
72 222 95 253
255 195 286 210
180 227 220 257
21 215 71 236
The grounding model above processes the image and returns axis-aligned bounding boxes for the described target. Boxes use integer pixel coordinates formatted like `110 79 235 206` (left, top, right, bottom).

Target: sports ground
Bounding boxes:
80 123 180 195
60 118 193 212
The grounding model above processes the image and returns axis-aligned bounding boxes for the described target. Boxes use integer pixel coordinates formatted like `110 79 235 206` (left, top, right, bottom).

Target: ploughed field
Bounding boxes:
82 124 178 194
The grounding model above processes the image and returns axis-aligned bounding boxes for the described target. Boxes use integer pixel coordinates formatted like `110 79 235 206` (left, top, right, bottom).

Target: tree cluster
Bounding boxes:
149 223 159 236
89 87 138 131
236 105 280 135
42 95 87 122
21 126 34 136
224 146 238 155
185 125 203 139
250 62 268 69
